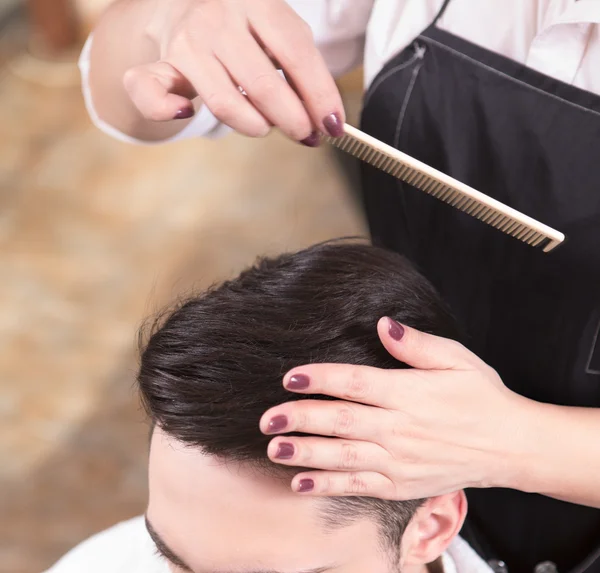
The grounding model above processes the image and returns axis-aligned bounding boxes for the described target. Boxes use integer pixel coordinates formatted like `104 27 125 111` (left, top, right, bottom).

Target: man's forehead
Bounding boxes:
145 513 336 573
148 426 319 533
149 427 295 495
147 428 383 573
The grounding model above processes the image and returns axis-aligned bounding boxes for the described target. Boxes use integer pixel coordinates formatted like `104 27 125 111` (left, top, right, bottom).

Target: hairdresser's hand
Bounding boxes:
260 317 538 500
122 0 344 143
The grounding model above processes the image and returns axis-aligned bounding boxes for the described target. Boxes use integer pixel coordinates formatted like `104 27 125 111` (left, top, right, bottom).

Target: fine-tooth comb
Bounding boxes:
324 123 564 252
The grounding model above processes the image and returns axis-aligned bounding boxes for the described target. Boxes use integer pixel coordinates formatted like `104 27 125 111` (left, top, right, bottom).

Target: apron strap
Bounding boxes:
432 0 453 26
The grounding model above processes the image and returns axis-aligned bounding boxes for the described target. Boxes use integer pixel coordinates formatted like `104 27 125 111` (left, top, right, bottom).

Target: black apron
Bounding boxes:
359 1 600 573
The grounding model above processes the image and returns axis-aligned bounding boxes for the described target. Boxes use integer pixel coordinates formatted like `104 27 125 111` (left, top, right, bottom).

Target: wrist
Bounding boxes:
491 395 555 492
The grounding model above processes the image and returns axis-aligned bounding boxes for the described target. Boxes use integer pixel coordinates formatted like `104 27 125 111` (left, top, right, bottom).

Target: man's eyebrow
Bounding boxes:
241 569 331 573
145 514 194 572
202 568 332 573
144 515 333 573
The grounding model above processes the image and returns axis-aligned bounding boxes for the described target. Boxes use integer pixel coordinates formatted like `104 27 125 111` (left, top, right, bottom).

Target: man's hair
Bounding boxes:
138 241 460 558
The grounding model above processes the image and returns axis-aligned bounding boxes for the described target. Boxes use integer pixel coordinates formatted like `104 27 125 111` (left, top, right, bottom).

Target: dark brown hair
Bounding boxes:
138 241 460 557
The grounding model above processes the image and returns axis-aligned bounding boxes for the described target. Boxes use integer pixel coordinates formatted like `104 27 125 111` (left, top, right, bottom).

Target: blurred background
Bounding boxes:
0 1 367 572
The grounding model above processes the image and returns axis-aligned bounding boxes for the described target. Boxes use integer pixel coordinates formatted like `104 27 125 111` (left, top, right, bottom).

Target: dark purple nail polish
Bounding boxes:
174 107 194 120
300 131 320 147
323 113 344 137
297 478 314 493
267 415 288 434
388 317 405 341
286 374 310 390
275 442 295 460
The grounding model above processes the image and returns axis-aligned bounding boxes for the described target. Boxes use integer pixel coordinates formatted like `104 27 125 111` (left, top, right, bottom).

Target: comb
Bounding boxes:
324 123 564 252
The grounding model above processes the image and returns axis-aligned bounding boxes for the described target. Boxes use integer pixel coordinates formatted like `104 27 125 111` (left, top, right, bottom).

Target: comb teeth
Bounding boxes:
324 130 564 252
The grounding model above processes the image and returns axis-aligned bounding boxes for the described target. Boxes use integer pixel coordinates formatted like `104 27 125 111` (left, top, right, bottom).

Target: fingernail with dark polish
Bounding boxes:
275 442 295 460
297 478 314 493
286 374 310 390
323 113 344 137
301 131 320 147
267 415 288 434
388 317 405 341
174 107 194 120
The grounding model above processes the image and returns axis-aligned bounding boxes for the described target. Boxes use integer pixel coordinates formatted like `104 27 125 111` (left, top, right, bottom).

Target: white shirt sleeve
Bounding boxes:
79 0 374 144
43 516 170 573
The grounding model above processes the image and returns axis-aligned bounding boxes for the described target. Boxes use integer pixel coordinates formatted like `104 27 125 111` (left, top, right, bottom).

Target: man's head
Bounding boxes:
138 242 467 573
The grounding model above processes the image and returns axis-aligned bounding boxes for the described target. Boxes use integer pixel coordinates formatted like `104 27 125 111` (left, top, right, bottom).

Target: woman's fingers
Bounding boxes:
187 55 272 137
262 320 515 501
128 0 343 142
290 470 398 499
260 399 391 442
377 317 478 371
124 58 272 136
282 364 402 408
123 61 197 121
214 33 314 141
248 1 345 136
278 320 484 409
267 436 389 472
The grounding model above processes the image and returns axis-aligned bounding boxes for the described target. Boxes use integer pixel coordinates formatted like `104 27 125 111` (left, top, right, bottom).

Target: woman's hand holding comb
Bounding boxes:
90 0 345 143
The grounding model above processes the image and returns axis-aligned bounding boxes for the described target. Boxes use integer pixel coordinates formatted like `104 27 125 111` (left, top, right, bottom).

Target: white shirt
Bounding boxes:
79 0 600 144
43 515 493 573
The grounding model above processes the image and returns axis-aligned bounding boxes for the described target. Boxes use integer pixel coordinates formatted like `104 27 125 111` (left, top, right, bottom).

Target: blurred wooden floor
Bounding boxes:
0 32 366 572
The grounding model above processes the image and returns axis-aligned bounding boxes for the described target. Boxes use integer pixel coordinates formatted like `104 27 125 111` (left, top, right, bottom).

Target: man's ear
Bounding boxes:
401 491 467 566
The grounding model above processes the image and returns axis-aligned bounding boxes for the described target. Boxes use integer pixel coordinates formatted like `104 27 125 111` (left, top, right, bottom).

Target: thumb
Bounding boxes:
376 316 473 370
123 61 197 122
